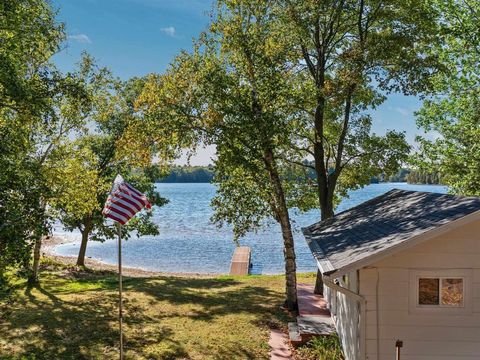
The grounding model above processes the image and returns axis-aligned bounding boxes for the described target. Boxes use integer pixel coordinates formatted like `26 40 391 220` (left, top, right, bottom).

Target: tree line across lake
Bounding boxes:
373 168 442 185
162 166 442 185
158 166 215 183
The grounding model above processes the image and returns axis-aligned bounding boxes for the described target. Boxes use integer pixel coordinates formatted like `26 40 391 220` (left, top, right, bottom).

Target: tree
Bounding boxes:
387 168 410 182
415 0 480 196
280 0 440 218
0 1 165 282
137 0 442 301
136 0 314 309
28 57 95 281
49 64 168 267
405 169 441 185
0 0 65 284
279 0 441 292
158 166 215 183
0 120 46 283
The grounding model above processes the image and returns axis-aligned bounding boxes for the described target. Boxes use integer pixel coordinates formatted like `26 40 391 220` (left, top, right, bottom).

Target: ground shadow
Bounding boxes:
0 279 186 359
0 268 292 359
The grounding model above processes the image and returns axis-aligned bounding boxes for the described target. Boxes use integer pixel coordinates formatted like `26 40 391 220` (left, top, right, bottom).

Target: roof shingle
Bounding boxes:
303 189 480 275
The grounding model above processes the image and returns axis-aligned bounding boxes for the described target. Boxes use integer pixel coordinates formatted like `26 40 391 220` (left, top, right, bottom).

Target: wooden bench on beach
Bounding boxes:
229 246 251 275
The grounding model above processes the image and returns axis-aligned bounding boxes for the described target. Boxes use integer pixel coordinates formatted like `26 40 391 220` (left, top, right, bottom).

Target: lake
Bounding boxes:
53 182 447 274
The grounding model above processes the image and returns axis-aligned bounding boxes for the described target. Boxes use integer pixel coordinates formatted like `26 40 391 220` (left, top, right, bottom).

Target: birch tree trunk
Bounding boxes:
264 149 298 310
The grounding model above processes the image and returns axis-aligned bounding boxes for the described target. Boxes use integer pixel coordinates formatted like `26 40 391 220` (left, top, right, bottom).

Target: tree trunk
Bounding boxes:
313 88 354 293
312 92 334 292
247 61 298 310
279 213 298 311
314 269 323 295
320 199 335 220
29 200 47 283
314 194 333 294
77 219 92 266
264 150 298 311
314 186 335 294
29 236 42 283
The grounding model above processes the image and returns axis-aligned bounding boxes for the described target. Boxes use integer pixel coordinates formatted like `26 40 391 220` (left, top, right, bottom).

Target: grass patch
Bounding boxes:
295 335 344 360
0 266 316 359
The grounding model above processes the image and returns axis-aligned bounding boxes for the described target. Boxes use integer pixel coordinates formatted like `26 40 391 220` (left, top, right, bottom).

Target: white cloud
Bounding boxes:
160 26 176 37
395 107 410 116
68 34 92 44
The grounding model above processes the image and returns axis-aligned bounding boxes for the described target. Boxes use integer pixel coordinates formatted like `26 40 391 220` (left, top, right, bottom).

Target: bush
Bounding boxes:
295 335 344 360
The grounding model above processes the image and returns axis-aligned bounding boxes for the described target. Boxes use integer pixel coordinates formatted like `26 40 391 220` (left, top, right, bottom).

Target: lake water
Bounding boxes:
54 182 447 274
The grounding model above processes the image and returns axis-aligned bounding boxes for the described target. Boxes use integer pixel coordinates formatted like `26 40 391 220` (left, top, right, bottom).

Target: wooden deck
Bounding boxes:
229 246 251 275
289 283 335 346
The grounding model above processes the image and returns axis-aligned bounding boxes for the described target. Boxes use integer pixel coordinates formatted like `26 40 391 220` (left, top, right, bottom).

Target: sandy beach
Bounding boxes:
41 235 216 278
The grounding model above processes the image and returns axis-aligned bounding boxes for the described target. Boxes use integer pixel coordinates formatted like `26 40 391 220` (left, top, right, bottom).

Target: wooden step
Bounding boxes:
297 283 330 317
288 322 302 346
297 315 335 336
289 316 336 346
289 283 336 346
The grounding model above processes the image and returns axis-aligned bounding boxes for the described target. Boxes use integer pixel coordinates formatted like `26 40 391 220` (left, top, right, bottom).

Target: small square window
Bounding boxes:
410 270 471 314
418 277 464 307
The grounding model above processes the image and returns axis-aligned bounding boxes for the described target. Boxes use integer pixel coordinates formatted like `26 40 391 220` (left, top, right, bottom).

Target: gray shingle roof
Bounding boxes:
303 189 480 276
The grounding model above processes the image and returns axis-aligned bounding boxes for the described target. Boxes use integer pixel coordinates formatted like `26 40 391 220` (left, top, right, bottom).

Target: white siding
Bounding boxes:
326 271 360 360
361 219 480 360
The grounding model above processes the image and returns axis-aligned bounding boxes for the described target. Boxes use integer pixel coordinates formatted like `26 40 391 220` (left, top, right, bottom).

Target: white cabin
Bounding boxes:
304 189 480 360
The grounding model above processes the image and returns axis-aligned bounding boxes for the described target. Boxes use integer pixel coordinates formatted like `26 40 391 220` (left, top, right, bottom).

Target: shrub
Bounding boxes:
295 335 344 360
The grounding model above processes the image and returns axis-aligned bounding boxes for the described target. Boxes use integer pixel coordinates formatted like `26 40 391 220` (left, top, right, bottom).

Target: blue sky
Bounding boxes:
52 0 424 165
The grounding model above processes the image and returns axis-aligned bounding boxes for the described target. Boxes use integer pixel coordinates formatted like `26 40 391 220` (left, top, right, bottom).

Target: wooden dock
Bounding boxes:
229 246 251 275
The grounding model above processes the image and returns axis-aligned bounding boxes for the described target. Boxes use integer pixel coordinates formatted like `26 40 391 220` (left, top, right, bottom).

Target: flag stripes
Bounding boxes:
102 175 152 225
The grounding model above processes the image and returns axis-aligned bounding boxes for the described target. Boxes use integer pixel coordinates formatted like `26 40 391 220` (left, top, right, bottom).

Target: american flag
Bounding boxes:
102 174 152 225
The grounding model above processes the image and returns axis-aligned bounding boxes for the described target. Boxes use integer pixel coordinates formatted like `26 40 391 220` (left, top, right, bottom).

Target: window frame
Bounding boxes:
409 269 472 315
417 276 465 308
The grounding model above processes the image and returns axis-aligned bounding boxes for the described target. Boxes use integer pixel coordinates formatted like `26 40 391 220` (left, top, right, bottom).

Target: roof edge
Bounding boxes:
325 209 480 278
302 226 336 274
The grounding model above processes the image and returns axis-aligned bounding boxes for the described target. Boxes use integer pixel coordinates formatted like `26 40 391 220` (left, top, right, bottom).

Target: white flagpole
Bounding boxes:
116 222 124 360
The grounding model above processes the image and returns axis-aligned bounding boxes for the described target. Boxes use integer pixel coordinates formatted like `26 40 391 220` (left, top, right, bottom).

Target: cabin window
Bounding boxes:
418 277 464 307
409 269 471 315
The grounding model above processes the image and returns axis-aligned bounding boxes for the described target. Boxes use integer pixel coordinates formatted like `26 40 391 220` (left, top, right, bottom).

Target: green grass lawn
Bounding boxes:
0 261 316 360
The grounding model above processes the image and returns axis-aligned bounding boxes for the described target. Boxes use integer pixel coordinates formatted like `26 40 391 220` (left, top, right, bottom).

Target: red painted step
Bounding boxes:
297 283 330 317
289 283 336 346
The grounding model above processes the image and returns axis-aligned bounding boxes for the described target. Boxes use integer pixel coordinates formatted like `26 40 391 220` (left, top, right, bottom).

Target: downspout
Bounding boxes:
323 274 367 360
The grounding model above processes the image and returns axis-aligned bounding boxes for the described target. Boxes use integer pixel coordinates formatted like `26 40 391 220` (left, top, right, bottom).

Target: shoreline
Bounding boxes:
42 235 218 278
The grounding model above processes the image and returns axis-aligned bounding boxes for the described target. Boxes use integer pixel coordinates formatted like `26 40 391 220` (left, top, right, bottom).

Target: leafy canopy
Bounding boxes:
0 0 66 281
137 0 312 240
415 0 480 196
50 58 168 243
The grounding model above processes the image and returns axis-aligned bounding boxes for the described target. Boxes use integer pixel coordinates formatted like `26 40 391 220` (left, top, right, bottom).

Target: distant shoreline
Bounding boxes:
157 165 444 185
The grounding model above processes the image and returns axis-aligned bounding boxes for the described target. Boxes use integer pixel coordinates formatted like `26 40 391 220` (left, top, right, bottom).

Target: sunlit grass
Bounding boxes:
0 260 316 359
